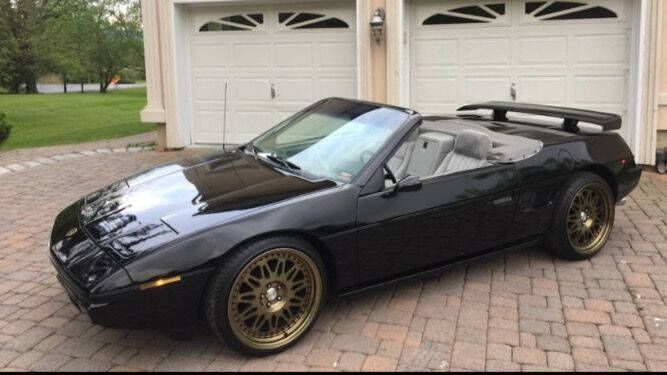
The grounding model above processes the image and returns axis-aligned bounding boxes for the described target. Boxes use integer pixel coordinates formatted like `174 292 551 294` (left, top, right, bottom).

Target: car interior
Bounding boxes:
386 118 544 186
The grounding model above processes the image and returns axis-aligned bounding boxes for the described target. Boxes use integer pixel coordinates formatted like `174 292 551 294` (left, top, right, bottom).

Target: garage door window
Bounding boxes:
199 14 264 32
279 12 349 29
525 2 618 21
422 3 507 25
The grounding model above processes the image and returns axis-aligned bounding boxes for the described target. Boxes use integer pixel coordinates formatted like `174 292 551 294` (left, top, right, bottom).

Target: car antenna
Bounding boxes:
222 81 228 153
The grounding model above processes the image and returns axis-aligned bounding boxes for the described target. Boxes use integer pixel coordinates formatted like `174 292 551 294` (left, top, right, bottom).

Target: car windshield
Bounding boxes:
250 99 410 183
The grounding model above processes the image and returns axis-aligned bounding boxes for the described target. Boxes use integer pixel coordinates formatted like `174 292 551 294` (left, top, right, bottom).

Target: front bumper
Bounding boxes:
51 252 211 328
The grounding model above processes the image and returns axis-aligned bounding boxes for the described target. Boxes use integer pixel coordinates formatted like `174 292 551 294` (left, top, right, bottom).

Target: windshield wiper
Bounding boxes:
265 155 301 171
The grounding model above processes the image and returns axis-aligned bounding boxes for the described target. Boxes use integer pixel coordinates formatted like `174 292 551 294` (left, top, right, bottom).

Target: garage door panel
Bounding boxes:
275 78 314 103
193 111 224 144
192 68 232 79
574 34 628 66
516 76 566 105
413 39 459 67
414 78 458 106
465 77 512 102
517 37 567 66
192 45 231 68
318 41 356 68
234 110 274 129
235 79 272 102
411 0 632 137
274 43 313 68
464 38 511 66
234 44 271 67
318 78 356 99
573 76 626 104
190 3 357 146
194 79 228 102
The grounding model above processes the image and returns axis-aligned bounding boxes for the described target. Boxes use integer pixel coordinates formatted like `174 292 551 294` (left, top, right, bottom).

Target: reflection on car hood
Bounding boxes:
80 149 337 245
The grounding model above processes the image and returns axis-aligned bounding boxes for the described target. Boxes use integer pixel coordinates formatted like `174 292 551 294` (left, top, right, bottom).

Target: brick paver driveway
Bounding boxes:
0 150 666 371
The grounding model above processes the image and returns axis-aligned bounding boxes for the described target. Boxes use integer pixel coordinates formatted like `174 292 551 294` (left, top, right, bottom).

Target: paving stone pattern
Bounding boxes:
0 150 666 371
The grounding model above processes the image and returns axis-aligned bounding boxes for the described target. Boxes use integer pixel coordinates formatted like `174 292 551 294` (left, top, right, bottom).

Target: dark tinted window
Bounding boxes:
486 3 506 15
525 2 618 20
286 13 324 26
450 5 496 18
295 18 349 29
525 2 547 14
424 14 488 25
546 6 617 20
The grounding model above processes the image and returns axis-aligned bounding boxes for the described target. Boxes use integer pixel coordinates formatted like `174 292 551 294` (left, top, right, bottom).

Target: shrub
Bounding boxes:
0 112 12 147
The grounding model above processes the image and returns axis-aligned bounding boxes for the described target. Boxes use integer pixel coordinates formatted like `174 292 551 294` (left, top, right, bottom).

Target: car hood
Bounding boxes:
79 149 337 261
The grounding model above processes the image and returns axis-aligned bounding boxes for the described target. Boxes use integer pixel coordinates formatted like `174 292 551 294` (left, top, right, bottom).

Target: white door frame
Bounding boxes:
397 0 646 161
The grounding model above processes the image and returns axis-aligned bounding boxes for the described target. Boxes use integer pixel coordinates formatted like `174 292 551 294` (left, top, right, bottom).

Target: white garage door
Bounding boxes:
190 2 357 145
410 0 634 138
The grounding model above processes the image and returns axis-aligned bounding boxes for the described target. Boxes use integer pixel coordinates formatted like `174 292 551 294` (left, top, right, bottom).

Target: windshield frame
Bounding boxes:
245 98 415 185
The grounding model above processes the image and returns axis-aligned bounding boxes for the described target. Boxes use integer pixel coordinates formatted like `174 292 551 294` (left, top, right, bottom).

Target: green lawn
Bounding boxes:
0 87 154 150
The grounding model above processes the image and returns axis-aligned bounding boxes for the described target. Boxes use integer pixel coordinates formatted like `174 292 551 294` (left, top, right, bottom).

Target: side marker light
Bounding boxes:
140 276 182 290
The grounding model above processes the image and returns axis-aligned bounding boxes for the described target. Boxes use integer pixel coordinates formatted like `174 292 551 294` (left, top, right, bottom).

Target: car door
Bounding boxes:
355 164 520 285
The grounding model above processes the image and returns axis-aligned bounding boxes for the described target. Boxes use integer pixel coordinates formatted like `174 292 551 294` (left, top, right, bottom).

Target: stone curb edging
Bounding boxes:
0 146 155 176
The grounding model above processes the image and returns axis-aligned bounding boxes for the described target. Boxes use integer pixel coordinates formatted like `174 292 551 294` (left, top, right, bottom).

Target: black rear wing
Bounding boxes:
457 101 622 133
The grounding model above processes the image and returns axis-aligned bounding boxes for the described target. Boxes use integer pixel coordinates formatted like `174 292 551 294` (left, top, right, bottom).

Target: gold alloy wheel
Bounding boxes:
566 183 613 254
228 248 322 350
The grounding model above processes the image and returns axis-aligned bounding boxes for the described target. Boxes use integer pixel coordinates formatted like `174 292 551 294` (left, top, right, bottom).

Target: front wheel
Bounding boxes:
205 236 326 356
545 172 615 260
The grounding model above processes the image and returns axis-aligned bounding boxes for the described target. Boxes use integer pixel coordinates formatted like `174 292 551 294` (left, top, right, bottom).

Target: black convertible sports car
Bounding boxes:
50 98 641 355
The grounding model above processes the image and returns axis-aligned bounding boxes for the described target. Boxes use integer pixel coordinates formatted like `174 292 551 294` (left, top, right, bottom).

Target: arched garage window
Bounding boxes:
278 12 350 29
524 2 618 21
199 14 264 32
422 3 507 25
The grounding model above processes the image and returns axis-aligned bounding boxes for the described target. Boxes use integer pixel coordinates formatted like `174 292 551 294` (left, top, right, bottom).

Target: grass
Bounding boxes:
0 87 154 150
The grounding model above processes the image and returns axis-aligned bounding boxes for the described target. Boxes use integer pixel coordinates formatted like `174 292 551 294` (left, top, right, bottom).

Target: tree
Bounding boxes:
86 0 144 93
0 0 64 94
0 1 21 92
40 0 94 93
0 0 145 94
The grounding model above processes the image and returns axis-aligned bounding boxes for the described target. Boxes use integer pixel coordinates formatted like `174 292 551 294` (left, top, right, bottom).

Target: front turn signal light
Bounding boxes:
140 276 182 290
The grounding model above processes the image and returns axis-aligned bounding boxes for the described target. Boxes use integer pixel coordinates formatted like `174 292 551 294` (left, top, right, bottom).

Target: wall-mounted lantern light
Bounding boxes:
370 8 386 44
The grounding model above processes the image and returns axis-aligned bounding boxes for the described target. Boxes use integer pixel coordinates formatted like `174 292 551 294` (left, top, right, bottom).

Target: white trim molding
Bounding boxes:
636 0 662 165
385 0 403 106
140 0 166 124
356 0 373 101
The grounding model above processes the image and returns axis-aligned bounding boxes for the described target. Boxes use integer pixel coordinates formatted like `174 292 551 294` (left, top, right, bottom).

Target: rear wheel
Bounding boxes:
205 236 326 356
545 172 614 260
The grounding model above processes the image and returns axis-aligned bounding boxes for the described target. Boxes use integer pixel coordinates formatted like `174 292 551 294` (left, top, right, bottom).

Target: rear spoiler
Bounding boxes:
457 101 622 133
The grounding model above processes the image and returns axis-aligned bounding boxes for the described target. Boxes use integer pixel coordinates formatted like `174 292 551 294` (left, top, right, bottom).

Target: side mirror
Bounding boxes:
383 175 422 198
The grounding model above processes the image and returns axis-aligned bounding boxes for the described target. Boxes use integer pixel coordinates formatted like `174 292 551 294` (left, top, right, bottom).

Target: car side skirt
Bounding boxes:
336 237 543 299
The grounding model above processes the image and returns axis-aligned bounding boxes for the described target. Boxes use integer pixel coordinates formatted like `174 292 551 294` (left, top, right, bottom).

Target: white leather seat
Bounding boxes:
405 132 455 178
435 129 492 175
387 130 419 180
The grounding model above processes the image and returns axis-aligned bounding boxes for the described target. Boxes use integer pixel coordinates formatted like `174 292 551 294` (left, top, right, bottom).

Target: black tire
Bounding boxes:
205 236 327 356
544 172 615 260
657 148 666 174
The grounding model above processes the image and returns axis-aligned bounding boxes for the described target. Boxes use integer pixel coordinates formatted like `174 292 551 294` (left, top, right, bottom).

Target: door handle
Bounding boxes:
510 83 517 102
493 196 513 206
270 84 276 100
